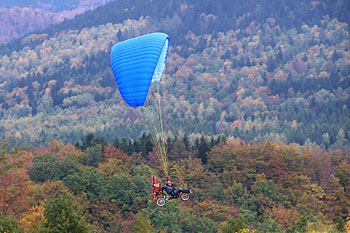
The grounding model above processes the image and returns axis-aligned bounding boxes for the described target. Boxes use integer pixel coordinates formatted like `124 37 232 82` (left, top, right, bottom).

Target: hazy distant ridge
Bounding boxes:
0 0 114 43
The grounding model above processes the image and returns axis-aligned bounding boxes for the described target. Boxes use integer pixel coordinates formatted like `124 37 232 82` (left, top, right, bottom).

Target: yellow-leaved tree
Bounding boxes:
19 205 45 232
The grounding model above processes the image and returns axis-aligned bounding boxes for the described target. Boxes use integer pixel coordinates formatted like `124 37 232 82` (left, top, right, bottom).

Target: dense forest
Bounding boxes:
1 135 350 232
1 0 349 54
0 1 350 231
0 11 349 151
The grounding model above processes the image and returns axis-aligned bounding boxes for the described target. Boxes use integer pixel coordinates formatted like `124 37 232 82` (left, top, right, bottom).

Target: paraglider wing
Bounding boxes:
110 32 170 178
110 33 169 107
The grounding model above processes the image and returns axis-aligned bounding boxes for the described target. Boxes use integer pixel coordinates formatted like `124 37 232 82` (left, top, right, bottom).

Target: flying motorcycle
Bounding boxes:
151 176 192 207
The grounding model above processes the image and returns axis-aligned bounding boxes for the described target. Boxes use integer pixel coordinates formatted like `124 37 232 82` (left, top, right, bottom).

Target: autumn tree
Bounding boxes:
41 196 89 233
220 215 246 233
28 153 59 183
0 168 31 217
19 205 45 233
104 173 137 212
132 212 153 233
63 169 106 201
0 214 22 233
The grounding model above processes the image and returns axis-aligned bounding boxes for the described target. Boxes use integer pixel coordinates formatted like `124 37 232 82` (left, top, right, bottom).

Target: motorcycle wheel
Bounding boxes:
156 197 166 207
180 192 190 201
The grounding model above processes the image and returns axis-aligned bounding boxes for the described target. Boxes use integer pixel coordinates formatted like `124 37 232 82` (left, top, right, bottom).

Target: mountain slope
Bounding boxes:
1 0 349 55
0 7 63 43
0 0 80 12
0 13 349 150
0 0 114 43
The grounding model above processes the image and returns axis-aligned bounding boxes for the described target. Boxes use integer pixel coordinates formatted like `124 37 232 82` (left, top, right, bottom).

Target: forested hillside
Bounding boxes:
0 7 63 43
1 137 350 232
1 0 349 54
0 13 349 151
1 1 350 231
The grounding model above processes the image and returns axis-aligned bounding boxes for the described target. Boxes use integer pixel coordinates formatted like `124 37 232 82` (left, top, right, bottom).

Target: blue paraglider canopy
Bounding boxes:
110 33 169 107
